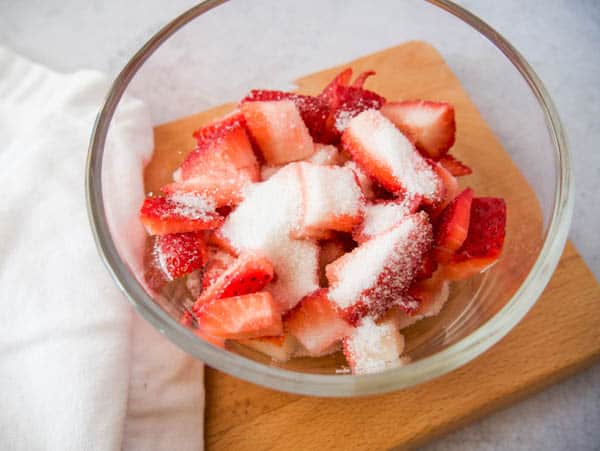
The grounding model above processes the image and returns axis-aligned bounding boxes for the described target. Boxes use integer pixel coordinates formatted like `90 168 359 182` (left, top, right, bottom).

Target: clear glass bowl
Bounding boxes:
86 0 573 396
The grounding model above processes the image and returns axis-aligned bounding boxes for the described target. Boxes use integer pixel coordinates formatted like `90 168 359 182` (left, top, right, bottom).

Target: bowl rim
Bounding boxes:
86 0 573 396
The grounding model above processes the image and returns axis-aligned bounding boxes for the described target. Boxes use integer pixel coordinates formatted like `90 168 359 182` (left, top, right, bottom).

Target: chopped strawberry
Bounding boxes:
326 212 433 324
293 341 341 358
306 143 342 165
442 197 507 280
342 109 443 204
260 165 281 181
195 292 282 339
242 90 332 143
143 232 207 290
380 100 456 159
343 160 375 199
433 188 474 263
241 100 315 165
139 193 223 235
319 69 386 135
284 289 353 356
178 111 259 182
201 246 236 289
192 253 274 312
295 162 365 238
414 250 439 281
432 161 459 213
439 154 472 176
162 169 252 208
237 334 298 362
343 317 405 374
351 70 376 88
407 271 450 318
318 238 351 286
352 198 415 243
194 328 226 348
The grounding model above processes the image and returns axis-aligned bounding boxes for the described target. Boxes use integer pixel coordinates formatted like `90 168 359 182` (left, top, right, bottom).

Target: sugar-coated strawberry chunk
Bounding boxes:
284 289 353 356
242 90 332 144
192 253 274 312
318 238 351 286
195 291 282 339
343 317 405 375
442 197 507 280
433 188 474 263
407 271 451 318
344 160 375 199
237 334 298 362
342 109 442 204
432 161 459 214
438 154 472 176
144 232 207 290
177 111 259 183
201 246 236 289
306 143 342 165
326 212 433 324
139 193 223 235
380 100 456 159
241 100 315 165
319 69 386 134
353 198 416 243
260 165 281 181
295 162 364 238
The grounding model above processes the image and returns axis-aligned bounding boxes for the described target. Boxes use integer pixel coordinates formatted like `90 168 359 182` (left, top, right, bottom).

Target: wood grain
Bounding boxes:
147 42 600 449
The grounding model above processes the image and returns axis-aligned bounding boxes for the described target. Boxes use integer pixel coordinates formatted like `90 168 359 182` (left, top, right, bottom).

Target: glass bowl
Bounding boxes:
86 0 573 396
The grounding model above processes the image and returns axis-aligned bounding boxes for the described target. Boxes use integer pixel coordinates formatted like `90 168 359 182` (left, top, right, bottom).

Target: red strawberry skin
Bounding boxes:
443 197 506 280
284 289 352 355
144 232 207 290
192 253 274 313
433 187 474 263
380 100 456 159
195 292 283 339
139 195 223 235
242 90 333 144
439 154 472 177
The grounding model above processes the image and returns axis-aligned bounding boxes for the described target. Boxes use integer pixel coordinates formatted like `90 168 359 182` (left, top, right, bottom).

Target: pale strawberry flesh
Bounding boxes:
433 187 474 263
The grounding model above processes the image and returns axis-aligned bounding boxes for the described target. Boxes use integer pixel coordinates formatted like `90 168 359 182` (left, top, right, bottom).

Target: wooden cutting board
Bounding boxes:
147 42 600 450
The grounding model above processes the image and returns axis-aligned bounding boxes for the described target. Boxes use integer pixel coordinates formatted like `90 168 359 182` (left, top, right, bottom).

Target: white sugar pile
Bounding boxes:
167 193 217 220
345 317 405 375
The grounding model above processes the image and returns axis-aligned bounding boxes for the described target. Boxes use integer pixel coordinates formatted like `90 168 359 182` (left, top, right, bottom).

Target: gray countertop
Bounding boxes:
2 1 598 449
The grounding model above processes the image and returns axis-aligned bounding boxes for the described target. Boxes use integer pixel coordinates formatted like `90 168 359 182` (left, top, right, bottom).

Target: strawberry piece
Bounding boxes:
195 292 282 339
242 90 332 143
343 317 405 375
443 197 507 280
319 69 386 135
326 212 433 324
407 271 450 318
433 161 459 213
306 143 342 165
433 188 474 263
319 238 350 286
143 232 207 290
238 334 298 362
139 193 223 235
192 253 274 312
284 289 353 356
293 341 341 358
351 70 376 88
178 111 259 182
380 100 456 159
201 246 236 289
342 109 443 204
439 154 472 176
241 100 315 165
161 169 252 208
295 162 365 238
352 198 416 244
260 165 281 181
344 160 375 199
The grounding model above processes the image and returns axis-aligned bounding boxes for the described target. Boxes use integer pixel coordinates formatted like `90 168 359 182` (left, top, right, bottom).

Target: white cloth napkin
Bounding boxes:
0 47 204 451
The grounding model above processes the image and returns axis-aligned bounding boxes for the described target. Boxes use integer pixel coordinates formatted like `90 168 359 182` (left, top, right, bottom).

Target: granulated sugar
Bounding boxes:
307 144 341 165
167 193 217 220
359 199 413 240
344 317 404 375
344 160 375 199
298 163 363 232
328 212 432 313
346 109 441 202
